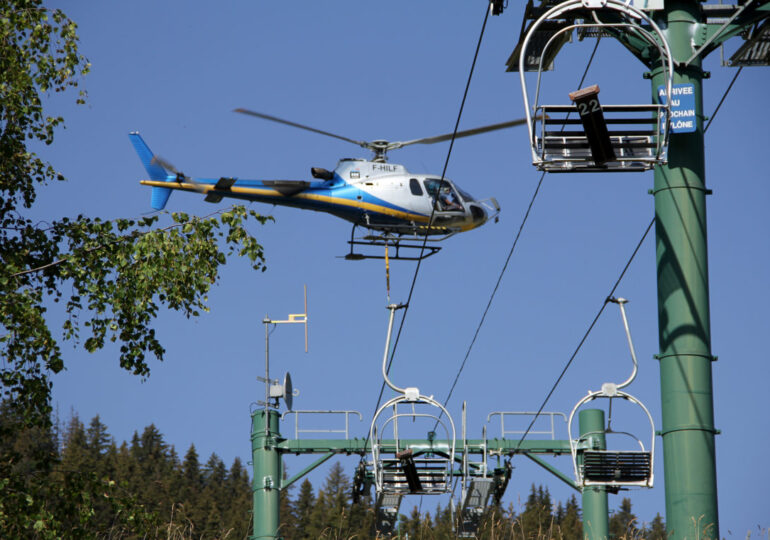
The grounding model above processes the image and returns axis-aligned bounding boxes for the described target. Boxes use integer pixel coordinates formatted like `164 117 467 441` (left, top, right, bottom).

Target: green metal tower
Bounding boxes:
506 0 769 536
579 410 609 540
251 409 281 540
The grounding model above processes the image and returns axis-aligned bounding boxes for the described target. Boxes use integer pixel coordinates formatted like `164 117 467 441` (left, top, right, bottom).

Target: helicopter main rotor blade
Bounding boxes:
234 108 369 149
392 118 529 149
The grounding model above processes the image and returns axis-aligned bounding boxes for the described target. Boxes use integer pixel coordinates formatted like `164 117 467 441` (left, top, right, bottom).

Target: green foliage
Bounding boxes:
0 0 272 429
1 1 272 512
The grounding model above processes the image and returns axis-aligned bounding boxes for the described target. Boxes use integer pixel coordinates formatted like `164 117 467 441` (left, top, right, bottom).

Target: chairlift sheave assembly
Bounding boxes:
130 109 528 260
514 0 675 172
567 298 655 490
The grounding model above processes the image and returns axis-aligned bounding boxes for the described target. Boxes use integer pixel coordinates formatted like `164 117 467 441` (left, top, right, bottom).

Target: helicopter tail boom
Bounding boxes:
129 132 173 210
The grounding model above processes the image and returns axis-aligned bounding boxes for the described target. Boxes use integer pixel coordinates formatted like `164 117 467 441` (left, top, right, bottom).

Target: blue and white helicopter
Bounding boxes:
130 110 525 260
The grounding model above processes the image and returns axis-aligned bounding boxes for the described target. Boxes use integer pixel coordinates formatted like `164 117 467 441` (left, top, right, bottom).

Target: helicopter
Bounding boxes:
130 110 526 260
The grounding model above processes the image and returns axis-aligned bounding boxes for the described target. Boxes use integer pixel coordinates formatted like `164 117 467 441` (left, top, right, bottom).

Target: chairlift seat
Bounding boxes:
535 104 667 172
582 450 652 485
379 456 451 495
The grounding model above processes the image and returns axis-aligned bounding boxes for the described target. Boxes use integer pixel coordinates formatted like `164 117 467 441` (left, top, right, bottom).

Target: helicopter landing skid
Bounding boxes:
341 226 443 261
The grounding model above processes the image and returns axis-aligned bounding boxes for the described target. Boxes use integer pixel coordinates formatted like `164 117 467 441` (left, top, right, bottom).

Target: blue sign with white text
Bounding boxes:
658 83 697 133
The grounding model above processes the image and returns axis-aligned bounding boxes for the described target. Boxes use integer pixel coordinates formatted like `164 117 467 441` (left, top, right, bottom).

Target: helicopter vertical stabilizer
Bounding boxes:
128 132 173 210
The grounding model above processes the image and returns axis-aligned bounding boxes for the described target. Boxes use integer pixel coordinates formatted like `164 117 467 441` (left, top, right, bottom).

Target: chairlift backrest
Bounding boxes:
566 298 655 488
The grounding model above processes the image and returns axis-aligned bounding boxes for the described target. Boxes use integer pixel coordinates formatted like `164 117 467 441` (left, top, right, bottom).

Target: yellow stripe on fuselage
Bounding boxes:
139 180 430 222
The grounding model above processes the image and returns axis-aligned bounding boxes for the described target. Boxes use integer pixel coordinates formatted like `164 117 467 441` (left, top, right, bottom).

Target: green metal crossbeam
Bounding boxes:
276 438 572 455
522 452 580 491
281 452 334 490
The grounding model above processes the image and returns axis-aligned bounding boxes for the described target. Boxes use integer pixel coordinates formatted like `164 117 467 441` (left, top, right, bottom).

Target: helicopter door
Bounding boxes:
423 179 464 213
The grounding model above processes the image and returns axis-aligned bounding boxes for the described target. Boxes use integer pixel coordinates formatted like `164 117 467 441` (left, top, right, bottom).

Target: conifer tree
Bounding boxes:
324 461 351 534
610 498 639 539
60 414 88 471
225 456 252 539
292 478 316 539
646 513 666 540
279 469 297 540
347 489 375 539
431 501 455 538
179 444 203 526
400 505 425 539
84 415 113 479
519 484 555 538
558 494 583 540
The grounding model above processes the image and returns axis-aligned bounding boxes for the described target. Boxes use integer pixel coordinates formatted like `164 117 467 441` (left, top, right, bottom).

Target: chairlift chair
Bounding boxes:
567 384 655 488
517 0 674 172
567 298 655 489
369 394 457 496
369 303 457 501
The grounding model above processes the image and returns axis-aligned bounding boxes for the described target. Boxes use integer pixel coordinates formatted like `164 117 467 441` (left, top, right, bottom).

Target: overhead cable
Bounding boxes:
705 66 742 133
438 37 603 416
365 4 492 443
509 216 655 457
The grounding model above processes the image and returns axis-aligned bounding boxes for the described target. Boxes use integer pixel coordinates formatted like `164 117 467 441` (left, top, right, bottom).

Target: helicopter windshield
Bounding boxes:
456 187 475 203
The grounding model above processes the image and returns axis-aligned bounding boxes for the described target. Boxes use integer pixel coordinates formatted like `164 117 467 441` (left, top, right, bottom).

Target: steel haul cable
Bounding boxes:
438 38 604 418
364 4 492 451
509 217 655 457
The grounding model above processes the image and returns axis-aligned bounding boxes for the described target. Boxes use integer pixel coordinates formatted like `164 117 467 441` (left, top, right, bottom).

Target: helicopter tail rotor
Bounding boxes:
129 132 174 210
149 156 207 195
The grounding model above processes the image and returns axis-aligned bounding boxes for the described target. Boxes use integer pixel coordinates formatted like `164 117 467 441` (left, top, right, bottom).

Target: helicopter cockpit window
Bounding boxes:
424 179 463 212
409 178 423 196
456 188 475 203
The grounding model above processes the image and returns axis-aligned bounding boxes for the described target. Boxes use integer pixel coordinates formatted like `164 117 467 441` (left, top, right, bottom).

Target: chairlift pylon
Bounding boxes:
567 298 655 489
517 0 675 172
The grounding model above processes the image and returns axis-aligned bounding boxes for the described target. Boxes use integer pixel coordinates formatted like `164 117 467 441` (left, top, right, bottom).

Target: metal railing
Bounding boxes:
486 411 567 440
281 410 362 439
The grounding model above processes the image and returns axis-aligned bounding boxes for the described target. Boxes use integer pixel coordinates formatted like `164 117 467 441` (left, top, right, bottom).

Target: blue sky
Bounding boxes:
36 1 769 535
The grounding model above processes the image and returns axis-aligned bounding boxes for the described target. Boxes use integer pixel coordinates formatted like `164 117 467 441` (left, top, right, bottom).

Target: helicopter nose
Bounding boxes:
469 204 487 223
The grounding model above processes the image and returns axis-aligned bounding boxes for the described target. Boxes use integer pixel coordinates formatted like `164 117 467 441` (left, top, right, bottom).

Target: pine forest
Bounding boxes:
1 406 666 539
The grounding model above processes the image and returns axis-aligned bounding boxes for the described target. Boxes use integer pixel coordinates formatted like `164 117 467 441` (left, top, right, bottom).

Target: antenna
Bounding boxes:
265 284 308 352
258 286 309 434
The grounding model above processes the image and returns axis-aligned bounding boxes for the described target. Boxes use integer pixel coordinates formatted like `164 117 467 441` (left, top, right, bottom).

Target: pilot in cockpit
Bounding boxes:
439 186 463 211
